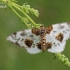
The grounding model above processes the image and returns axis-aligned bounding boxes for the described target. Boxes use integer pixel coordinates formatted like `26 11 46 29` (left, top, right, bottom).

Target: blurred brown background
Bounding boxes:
0 0 70 70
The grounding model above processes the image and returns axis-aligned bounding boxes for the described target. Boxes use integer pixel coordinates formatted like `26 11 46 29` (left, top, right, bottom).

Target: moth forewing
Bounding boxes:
6 29 42 54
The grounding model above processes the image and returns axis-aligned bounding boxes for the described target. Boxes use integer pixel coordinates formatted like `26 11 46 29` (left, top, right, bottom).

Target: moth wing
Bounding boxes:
46 34 66 53
6 29 42 54
49 22 70 42
45 23 70 53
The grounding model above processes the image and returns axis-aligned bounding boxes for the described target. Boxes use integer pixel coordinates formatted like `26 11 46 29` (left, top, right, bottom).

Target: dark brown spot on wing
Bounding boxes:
11 35 16 39
29 35 34 37
15 41 19 46
67 22 70 27
20 31 26 36
53 31 56 33
46 42 52 49
21 38 24 42
46 26 53 34
32 28 40 36
33 44 35 48
59 24 65 29
63 31 67 34
66 29 70 31
56 33 64 42
58 43 60 46
11 32 17 39
29 35 35 40
53 42 57 46
17 38 20 41
36 43 41 49
24 39 33 47
13 32 17 35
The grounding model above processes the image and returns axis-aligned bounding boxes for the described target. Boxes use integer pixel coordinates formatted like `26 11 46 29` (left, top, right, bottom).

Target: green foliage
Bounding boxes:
54 53 70 67
22 3 39 17
0 0 42 28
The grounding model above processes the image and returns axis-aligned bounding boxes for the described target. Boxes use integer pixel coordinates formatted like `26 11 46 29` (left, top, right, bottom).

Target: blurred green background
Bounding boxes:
0 0 70 70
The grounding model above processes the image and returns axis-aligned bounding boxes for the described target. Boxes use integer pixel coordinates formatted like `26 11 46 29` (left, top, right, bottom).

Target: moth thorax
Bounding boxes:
40 26 46 35
32 28 40 36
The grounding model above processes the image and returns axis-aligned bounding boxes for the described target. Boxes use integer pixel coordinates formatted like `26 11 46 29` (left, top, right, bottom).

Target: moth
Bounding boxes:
6 22 70 54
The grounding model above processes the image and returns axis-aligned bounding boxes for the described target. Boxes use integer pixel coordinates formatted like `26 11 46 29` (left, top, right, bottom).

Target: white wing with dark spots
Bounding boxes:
45 34 66 53
46 22 70 53
6 29 42 54
50 22 70 42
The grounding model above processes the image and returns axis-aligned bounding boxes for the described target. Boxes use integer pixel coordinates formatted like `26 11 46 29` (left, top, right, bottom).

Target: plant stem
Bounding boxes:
54 53 70 67
11 2 37 27
1 0 40 28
